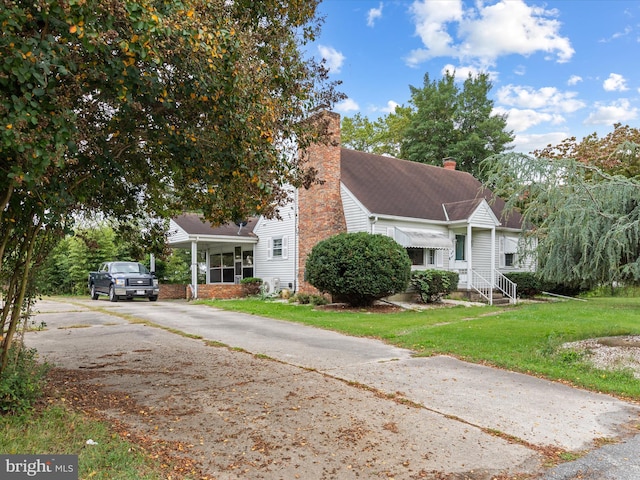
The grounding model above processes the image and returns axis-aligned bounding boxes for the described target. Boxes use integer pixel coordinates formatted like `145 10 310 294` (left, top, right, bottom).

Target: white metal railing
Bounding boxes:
494 270 517 304
469 269 517 305
470 270 493 305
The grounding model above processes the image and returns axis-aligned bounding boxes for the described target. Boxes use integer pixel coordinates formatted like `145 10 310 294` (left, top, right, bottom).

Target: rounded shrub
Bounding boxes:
305 232 411 307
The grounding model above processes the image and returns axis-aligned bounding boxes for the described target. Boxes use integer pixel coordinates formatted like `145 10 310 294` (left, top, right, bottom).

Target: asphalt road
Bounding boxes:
27 297 640 479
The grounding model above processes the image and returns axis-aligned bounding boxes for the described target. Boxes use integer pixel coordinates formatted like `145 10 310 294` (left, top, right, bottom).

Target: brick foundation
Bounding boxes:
159 284 187 300
297 111 347 294
160 284 245 300
187 284 244 300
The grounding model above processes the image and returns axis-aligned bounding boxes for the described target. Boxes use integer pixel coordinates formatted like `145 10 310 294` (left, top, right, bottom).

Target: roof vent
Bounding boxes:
443 157 456 170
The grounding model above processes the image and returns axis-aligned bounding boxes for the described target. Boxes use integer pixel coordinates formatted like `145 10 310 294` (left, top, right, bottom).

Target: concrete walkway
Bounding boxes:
29 298 640 479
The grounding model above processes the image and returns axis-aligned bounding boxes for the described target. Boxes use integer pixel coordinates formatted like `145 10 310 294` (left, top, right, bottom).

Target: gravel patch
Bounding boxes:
562 336 640 379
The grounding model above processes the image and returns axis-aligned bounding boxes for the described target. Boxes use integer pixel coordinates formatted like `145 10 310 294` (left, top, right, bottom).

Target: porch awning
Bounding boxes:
394 228 453 250
504 237 519 254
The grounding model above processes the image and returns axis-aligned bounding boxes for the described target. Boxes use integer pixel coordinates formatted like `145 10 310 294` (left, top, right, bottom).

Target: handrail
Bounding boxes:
470 269 518 305
470 270 493 305
494 270 517 304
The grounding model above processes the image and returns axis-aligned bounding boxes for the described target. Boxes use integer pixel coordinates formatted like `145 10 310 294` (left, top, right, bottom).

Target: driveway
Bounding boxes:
27 298 640 479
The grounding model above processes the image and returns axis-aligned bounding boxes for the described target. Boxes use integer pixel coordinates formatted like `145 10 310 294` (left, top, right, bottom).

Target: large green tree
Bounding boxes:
0 0 342 373
341 106 412 158
342 72 513 179
533 123 640 178
403 72 513 178
482 152 640 289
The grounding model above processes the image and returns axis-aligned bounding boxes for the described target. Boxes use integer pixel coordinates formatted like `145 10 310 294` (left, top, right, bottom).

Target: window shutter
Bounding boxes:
499 237 505 268
282 236 289 260
436 250 444 267
266 237 273 260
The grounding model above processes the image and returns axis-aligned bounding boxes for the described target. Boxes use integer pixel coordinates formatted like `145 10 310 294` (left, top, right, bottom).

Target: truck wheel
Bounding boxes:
109 285 119 302
149 296 158 302
90 284 99 300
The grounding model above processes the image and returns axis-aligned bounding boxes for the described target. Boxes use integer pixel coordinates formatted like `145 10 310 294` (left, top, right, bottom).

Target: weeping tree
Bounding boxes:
0 0 342 375
482 152 640 289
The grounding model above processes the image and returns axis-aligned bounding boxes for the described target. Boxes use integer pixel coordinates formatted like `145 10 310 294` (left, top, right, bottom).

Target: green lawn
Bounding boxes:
201 296 640 399
0 406 171 480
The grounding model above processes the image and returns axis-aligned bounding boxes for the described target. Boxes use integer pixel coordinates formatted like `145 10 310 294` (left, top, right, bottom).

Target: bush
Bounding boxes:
291 293 329 306
504 272 541 298
240 277 263 296
0 343 49 415
504 272 588 299
410 270 459 303
305 232 411 307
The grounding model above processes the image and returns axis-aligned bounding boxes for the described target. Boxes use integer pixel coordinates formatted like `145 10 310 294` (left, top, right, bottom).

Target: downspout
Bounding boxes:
466 223 472 290
370 216 378 234
294 188 299 293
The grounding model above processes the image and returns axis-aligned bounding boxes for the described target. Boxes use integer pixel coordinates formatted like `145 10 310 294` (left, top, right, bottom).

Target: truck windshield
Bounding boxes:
112 262 149 274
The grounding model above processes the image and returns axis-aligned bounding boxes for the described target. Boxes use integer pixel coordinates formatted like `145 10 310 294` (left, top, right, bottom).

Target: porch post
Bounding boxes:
466 223 472 290
205 249 211 284
191 240 198 299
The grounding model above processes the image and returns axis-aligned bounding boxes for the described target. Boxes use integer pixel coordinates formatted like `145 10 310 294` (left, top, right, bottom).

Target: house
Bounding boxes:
167 112 532 304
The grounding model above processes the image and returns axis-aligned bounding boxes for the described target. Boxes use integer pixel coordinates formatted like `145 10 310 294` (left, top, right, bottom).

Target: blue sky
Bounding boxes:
312 0 640 154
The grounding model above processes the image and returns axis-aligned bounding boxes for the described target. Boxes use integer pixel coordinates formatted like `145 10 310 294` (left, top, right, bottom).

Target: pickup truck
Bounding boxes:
88 261 159 302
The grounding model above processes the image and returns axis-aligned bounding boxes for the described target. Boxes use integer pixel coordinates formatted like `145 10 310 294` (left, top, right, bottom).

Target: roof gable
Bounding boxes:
340 148 522 229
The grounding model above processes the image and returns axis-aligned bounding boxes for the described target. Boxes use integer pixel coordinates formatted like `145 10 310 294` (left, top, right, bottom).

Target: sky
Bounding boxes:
311 0 640 154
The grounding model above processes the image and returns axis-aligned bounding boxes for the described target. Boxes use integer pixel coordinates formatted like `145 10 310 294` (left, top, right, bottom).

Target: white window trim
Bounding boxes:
267 236 288 260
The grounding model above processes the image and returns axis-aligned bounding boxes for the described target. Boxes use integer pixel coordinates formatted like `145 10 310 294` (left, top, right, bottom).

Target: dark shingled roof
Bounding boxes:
172 213 258 237
340 148 522 229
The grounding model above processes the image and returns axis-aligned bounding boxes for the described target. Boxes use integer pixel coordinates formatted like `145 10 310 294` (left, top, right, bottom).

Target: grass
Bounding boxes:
0 404 171 479
201 296 640 399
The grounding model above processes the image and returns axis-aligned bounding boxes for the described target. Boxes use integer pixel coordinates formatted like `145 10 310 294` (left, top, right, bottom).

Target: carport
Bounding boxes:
167 213 259 299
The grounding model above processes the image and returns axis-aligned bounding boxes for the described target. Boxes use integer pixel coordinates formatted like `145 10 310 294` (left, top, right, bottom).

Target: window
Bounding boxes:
505 253 514 267
209 251 235 283
242 250 254 278
267 236 288 260
272 238 283 258
407 248 424 266
406 248 438 266
455 235 466 261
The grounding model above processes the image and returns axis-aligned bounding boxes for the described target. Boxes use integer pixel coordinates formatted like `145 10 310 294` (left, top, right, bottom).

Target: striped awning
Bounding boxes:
394 228 453 249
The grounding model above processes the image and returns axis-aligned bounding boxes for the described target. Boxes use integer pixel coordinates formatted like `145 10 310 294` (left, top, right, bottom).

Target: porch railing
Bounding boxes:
470 269 517 306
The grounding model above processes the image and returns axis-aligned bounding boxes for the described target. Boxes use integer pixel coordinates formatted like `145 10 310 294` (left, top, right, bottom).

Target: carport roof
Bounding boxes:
169 213 259 245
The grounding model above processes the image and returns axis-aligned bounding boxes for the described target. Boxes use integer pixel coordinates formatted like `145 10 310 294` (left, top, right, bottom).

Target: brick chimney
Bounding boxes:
443 157 457 170
296 111 347 293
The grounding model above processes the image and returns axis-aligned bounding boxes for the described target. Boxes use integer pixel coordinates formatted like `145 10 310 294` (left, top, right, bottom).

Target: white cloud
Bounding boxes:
372 100 399 114
584 99 638 125
318 45 345 74
496 85 585 113
335 98 360 114
603 73 628 92
367 2 383 27
511 131 570 154
406 0 463 66
494 107 564 133
567 75 582 86
406 0 574 67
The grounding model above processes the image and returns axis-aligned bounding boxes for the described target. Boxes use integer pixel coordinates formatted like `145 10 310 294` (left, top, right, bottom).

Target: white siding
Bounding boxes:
167 219 189 243
341 185 370 233
253 200 297 290
469 202 498 227
496 232 536 273
471 230 493 272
